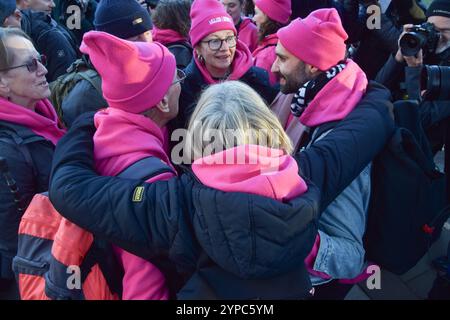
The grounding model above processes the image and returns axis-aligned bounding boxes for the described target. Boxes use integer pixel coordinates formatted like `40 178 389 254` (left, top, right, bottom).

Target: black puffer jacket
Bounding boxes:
0 121 55 279
49 114 320 299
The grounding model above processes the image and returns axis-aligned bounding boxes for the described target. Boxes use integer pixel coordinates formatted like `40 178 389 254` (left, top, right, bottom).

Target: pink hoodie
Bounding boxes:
93 107 175 300
0 98 65 145
152 27 189 46
252 33 279 85
299 59 368 127
194 40 254 85
192 145 307 201
238 17 258 53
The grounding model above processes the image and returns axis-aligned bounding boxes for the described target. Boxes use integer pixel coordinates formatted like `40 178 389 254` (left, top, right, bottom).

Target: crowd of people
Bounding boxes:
0 0 449 300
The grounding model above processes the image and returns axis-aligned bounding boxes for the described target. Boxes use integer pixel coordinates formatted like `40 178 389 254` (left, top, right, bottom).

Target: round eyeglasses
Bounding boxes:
201 36 237 51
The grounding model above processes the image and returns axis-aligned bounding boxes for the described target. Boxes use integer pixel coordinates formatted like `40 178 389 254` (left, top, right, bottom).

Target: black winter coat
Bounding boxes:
0 121 55 279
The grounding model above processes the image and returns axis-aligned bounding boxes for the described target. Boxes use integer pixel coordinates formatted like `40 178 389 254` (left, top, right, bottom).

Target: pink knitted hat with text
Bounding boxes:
189 0 237 47
277 8 348 71
255 0 291 24
80 31 176 113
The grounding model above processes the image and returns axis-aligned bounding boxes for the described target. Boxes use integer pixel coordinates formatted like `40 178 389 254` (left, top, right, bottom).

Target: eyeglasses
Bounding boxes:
0 54 47 73
172 68 186 86
201 36 237 51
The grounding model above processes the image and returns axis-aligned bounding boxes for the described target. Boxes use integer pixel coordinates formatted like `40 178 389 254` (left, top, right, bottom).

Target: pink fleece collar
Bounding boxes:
252 33 278 56
299 59 368 127
0 97 65 145
194 40 254 84
152 27 189 45
192 144 307 201
93 108 174 177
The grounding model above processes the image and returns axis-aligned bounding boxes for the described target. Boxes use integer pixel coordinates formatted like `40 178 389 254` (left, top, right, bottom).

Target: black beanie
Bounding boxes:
426 0 450 18
0 0 16 25
94 0 153 39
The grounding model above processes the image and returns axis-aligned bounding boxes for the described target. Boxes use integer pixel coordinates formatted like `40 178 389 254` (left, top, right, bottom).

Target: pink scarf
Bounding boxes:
152 27 189 45
0 97 65 145
93 108 174 177
299 60 368 127
194 40 254 84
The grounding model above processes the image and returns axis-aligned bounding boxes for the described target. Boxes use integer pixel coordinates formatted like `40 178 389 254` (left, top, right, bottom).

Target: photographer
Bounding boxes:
376 0 450 201
338 0 427 79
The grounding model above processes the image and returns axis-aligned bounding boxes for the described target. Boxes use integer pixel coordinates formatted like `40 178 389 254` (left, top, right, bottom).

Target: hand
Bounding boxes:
404 49 423 67
395 24 414 63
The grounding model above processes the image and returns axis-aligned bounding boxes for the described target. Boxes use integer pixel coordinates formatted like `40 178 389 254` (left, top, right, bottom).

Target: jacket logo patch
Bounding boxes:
132 186 144 202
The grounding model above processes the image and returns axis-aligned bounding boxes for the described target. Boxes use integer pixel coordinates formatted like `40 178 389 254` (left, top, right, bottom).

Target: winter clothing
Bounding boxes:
237 17 258 53
0 98 65 145
294 80 394 212
192 145 308 201
254 0 291 24
81 29 179 299
296 60 368 127
189 0 236 47
20 10 78 82
49 115 320 299
93 108 173 300
273 58 370 284
278 8 348 71
173 52 278 129
0 0 16 24
60 57 107 127
152 27 187 44
94 0 153 39
0 98 65 280
252 34 279 85
80 31 176 114
152 27 193 69
49 82 395 297
426 0 450 18
93 108 174 177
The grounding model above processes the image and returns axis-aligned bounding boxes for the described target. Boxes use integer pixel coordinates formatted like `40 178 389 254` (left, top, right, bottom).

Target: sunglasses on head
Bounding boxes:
0 54 47 73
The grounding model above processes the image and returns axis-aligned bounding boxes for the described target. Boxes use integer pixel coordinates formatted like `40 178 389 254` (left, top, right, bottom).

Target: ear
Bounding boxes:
0 76 10 97
305 64 320 75
155 95 170 113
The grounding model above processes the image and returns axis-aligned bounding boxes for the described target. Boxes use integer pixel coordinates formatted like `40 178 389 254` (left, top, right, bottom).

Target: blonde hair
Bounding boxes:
185 81 292 161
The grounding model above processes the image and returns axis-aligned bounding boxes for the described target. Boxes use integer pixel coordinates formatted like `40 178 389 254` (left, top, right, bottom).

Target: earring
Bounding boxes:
197 53 205 64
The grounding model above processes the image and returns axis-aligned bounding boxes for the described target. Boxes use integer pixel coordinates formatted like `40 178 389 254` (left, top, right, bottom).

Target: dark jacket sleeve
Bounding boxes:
404 66 450 128
0 141 36 278
295 82 395 212
61 79 107 127
49 113 198 270
375 54 405 91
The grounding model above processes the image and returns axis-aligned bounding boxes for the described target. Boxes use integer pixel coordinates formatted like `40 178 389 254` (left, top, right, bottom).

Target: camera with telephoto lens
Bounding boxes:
399 22 441 57
421 65 450 100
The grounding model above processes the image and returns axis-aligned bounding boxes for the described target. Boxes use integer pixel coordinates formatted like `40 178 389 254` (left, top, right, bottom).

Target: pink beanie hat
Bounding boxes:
277 8 348 71
255 0 291 24
189 0 237 47
80 31 176 114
